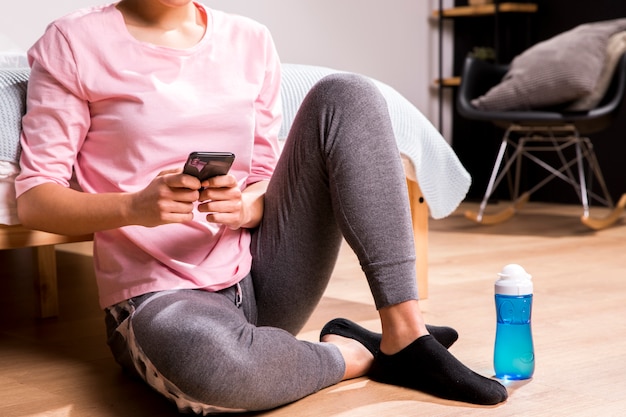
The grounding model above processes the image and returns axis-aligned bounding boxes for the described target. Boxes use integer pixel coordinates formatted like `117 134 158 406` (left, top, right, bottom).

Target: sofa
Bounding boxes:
1 59 471 317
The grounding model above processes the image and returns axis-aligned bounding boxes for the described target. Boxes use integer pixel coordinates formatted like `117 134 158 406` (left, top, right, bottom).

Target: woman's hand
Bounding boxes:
198 176 268 230
128 169 201 227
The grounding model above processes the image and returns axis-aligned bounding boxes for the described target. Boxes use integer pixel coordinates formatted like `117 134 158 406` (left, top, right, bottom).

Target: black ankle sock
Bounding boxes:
319 318 459 355
369 335 508 405
320 318 381 354
425 324 458 349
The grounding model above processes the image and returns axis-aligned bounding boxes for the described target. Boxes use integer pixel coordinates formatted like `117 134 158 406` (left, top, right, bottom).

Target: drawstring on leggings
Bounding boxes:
235 282 242 308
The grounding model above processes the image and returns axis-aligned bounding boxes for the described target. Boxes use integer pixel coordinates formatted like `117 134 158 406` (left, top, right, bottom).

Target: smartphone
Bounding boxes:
183 151 235 182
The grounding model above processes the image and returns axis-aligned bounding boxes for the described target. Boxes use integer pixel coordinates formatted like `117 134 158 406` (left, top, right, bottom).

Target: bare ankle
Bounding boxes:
379 300 429 355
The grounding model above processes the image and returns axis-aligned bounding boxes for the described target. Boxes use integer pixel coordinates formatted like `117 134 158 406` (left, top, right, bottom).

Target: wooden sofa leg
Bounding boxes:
407 179 429 299
34 245 59 318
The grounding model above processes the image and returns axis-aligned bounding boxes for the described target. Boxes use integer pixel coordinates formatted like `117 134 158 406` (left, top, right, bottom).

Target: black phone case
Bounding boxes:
183 152 235 181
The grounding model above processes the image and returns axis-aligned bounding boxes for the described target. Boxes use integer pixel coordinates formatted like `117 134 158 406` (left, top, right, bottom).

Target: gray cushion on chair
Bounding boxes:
567 31 626 111
472 18 626 111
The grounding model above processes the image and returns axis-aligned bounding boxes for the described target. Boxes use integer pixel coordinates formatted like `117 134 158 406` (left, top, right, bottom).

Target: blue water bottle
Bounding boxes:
494 264 535 380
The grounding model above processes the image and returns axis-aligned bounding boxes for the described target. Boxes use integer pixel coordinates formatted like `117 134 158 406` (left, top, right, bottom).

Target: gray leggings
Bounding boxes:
105 73 419 413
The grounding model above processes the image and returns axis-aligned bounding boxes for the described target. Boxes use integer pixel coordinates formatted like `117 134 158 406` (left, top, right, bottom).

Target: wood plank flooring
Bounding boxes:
1 201 626 416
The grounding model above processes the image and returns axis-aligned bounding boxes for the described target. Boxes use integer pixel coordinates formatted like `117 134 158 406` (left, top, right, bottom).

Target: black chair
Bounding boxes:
457 53 626 229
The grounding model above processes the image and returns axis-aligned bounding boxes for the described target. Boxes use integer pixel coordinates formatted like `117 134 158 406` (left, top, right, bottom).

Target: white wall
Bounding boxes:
0 0 454 139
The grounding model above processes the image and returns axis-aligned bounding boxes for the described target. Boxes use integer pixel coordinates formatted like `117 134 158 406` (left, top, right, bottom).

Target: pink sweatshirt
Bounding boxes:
16 3 282 308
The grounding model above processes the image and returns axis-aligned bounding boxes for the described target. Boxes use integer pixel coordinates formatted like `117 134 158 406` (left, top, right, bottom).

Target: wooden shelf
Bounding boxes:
435 77 461 87
432 3 538 18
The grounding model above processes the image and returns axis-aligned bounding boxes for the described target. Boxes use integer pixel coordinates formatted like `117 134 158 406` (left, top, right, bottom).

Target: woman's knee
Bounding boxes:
308 72 386 111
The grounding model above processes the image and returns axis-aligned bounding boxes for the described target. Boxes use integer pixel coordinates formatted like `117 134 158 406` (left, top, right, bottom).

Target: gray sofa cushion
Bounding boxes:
0 68 29 163
472 18 626 111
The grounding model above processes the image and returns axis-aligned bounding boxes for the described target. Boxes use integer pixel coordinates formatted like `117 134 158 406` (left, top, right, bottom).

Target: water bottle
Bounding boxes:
493 264 535 380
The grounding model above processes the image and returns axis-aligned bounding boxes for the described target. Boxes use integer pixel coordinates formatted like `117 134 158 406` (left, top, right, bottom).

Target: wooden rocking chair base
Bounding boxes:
464 192 530 225
580 193 626 230
464 191 626 230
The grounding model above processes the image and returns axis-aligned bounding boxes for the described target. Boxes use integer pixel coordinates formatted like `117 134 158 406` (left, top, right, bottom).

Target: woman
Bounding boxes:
16 0 507 413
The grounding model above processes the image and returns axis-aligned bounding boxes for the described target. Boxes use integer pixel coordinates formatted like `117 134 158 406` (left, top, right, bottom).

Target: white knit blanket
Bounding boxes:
280 64 470 219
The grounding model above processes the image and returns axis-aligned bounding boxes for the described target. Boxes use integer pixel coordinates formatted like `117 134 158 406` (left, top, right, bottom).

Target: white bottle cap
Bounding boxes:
495 264 533 295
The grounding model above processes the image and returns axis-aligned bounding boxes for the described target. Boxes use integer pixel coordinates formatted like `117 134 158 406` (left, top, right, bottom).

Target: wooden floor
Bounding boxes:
2 201 626 417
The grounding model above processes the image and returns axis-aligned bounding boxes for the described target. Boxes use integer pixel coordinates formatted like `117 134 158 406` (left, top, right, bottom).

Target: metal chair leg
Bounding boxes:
580 138 613 208
575 140 590 218
465 127 530 225
475 137 509 222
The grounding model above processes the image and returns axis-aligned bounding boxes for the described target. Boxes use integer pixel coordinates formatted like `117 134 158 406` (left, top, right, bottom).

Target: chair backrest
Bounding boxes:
589 52 626 118
456 53 626 134
456 56 508 122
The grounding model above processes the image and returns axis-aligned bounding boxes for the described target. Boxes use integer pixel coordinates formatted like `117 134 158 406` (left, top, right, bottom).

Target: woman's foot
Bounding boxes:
320 318 459 356
370 335 508 405
321 332 374 380
320 318 507 405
